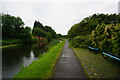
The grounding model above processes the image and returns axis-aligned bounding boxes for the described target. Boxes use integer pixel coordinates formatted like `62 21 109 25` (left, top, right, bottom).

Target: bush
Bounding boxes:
89 23 120 55
71 35 90 48
31 37 38 43
69 23 120 56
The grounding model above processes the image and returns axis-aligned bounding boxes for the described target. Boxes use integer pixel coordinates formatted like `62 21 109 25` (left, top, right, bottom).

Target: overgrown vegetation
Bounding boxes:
68 13 120 56
68 13 120 39
89 24 120 55
14 40 65 78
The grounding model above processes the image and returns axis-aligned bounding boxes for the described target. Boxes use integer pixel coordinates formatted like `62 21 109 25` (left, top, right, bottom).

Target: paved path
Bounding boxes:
54 40 87 78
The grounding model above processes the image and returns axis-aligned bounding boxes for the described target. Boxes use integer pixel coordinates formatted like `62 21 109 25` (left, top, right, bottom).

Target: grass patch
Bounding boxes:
2 39 22 45
1 39 22 48
72 48 120 78
0 44 18 48
13 40 65 78
48 39 60 48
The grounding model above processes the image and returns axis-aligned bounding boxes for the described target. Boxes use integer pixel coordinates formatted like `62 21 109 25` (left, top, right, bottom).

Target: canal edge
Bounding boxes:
49 40 66 78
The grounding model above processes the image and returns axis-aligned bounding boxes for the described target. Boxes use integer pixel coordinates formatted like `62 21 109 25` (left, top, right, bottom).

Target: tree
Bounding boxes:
56 34 62 39
33 20 44 30
44 26 56 39
2 14 24 39
19 26 32 43
46 32 52 41
68 13 119 40
32 27 52 41
32 20 58 41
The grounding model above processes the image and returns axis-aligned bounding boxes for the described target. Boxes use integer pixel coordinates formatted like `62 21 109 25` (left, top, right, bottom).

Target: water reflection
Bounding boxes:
33 44 48 57
23 52 38 67
2 41 48 78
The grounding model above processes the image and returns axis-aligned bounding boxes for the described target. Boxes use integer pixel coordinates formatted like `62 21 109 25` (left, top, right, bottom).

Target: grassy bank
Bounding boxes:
0 44 18 48
1 37 38 48
72 48 120 78
48 39 60 48
2 39 22 45
1 39 21 48
14 40 65 78
1 38 60 48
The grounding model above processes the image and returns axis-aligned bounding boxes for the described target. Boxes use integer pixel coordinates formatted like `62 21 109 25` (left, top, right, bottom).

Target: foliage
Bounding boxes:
32 27 46 37
62 35 67 39
71 35 91 48
2 14 32 43
89 24 120 55
32 27 52 41
68 13 120 56
1 14 60 44
32 21 58 41
68 13 120 40
33 20 44 30
56 34 62 39
31 37 38 43
46 32 52 41
44 26 56 39
18 26 32 43
2 14 24 39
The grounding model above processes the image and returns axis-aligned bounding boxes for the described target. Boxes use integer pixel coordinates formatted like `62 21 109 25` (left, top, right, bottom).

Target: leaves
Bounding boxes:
32 21 57 41
68 13 120 56
89 24 120 55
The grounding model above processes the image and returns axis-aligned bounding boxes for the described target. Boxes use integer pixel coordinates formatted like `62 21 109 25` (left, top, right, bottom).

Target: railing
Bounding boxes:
88 46 100 54
102 52 120 61
88 46 120 61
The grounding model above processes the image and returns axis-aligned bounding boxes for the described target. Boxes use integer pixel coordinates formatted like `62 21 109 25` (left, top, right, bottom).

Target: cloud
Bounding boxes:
1 0 119 2
1 1 119 35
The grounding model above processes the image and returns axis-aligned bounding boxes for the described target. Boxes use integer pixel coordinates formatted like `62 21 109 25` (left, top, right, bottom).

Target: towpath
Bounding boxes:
54 40 87 78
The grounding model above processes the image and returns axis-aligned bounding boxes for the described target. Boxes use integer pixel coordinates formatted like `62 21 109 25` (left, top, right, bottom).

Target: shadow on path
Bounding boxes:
54 40 87 78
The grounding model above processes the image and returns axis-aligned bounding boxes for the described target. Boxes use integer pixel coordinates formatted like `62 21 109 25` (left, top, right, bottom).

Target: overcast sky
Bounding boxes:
1 0 120 35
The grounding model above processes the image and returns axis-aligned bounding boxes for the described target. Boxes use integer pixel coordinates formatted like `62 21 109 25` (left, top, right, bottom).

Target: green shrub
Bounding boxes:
89 24 120 55
71 35 90 48
31 37 38 43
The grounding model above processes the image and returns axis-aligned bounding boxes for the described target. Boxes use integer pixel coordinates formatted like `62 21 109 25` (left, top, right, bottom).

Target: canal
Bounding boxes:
2 41 48 78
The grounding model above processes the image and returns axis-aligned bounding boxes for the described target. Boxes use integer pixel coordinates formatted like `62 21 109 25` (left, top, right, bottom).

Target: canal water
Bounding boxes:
2 41 48 78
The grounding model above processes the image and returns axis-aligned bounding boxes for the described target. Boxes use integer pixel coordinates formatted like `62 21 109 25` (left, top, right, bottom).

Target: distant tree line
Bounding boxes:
1 14 64 44
32 20 57 41
32 20 67 41
68 13 120 39
2 14 32 43
68 13 120 55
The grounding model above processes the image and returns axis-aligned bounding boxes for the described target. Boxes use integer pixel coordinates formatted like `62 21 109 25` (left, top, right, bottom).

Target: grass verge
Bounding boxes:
13 40 65 78
72 48 120 78
1 39 22 48
0 44 18 48
48 39 60 48
2 39 22 45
